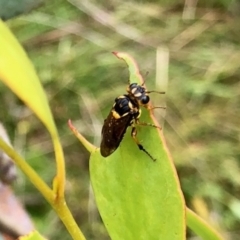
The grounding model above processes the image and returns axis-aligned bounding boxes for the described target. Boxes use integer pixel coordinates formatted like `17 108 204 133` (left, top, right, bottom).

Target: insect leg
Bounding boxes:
136 120 162 130
145 90 166 110
131 127 156 161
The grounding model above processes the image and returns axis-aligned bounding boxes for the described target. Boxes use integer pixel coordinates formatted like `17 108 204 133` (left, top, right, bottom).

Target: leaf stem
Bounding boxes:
0 138 86 240
187 207 224 240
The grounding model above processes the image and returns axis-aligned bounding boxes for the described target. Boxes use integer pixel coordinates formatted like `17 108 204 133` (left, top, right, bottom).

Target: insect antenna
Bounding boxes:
149 106 166 110
146 90 165 94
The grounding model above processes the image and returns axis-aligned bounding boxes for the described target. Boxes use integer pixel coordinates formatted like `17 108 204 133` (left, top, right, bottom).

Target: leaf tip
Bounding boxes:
112 51 118 56
68 119 96 154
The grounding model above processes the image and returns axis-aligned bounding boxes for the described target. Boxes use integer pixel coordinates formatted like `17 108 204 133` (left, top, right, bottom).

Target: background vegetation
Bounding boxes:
1 0 240 239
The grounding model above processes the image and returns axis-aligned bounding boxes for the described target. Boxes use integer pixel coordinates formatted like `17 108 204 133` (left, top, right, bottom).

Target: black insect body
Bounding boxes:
100 95 140 157
100 82 163 161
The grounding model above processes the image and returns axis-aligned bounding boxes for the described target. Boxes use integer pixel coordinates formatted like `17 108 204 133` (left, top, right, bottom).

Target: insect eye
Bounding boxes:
141 95 149 104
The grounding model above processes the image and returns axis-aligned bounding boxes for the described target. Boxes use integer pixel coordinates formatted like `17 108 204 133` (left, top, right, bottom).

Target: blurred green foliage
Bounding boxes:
0 0 43 20
1 0 240 239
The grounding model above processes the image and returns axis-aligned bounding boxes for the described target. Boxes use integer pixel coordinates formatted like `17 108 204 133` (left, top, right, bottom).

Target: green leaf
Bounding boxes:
0 20 65 197
0 20 86 240
89 52 185 240
90 109 185 239
0 20 55 134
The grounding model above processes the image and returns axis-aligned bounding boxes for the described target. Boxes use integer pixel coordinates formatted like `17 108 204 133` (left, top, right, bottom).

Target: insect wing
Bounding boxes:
100 111 132 157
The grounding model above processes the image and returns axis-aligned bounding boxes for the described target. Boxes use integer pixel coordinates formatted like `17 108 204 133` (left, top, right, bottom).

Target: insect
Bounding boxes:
100 81 165 161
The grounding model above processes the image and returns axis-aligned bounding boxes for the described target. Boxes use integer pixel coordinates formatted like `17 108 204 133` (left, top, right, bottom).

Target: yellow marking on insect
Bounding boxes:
128 101 133 109
131 87 137 94
118 95 126 99
112 110 121 119
133 92 142 97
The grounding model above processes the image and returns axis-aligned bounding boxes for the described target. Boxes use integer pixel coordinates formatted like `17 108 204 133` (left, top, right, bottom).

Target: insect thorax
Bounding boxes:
112 95 140 119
